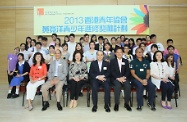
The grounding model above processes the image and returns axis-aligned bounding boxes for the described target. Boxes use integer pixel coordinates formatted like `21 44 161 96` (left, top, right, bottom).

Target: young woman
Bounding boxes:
104 38 109 44
28 39 36 53
122 45 133 63
64 35 69 43
61 43 70 61
128 38 135 55
25 52 47 111
116 37 122 47
103 42 115 63
55 38 63 52
25 37 32 51
150 51 174 109
150 44 158 61
110 37 119 53
90 34 97 44
69 51 88 108
75 43 84 55
7 53 30 99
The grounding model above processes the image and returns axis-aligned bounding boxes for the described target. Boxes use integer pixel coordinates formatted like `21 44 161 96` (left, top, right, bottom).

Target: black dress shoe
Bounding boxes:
42 101 50 111
114 104 119 111
12 94 19 98
124 103 132 111
57 102 63 111
143 95 148 100
137 106 142 111
92 106 97 112
147 102 156 111
7 93 12 99
79 92 83 97
104 105 111 112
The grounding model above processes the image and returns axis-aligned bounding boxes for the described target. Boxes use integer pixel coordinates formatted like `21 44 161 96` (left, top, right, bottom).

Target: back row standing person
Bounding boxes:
67 33 76 62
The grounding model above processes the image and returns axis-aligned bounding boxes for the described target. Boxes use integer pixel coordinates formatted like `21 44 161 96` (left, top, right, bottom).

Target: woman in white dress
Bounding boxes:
150 51 174 109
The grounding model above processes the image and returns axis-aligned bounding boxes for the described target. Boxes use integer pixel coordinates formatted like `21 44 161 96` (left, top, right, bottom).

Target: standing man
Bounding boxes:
41 49 68 111
49 33 57 46
130 48 156 111
95 36 104 51
82 33 90 52
110 47 132 111
67 33 76 62
89 51 111 112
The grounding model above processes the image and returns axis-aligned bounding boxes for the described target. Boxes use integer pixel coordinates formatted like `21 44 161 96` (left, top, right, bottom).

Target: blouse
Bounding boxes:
69 62 88 80
29 63 47 81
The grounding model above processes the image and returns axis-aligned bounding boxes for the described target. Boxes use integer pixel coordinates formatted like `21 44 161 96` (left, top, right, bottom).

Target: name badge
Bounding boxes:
9 58 12 60
140 69 144 71
38 66 42 69
58 64 62 66
121 62 125 65
103 67 107 70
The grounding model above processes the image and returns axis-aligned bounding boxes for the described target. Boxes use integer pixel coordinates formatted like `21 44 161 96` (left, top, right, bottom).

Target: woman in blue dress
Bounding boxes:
7 53 30 99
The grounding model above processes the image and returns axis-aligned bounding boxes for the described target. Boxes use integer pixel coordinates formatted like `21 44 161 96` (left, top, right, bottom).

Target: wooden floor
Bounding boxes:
0 83 187 122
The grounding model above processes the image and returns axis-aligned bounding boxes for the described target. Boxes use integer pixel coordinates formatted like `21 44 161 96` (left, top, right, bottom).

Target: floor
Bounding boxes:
0 83 187 122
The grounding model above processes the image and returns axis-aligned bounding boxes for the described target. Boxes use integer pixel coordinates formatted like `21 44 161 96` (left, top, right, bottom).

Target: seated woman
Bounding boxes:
150 51 174 109
69 51 88 108
103 42 115 63
25 52 47 111
7 53 30 99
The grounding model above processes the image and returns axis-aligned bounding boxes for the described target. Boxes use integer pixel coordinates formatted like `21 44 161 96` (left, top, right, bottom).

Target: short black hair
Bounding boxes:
151 44 158 50
104 42 111 47
135 47 143 53
38 35 43 40
150 34 156 39
84 33 89 37
136 38 142 42
96 50 104 55
98 36 104 40
111 37 116 41
49 45 55 49
139 42 146 47
20 43 26 47
31 39 36 44
79 37 84 41
42 37 48 41
62 43 68 48
89 41 95 46
36 42 42 46
153 51 165 62
167 39 173 43
167 45 175 50
141 38 146 42
120 35 125 38
72 51 83 62
52 33 57 37
69 33 75 38
124 44 130 48
17 53 24 60
115 47 124 53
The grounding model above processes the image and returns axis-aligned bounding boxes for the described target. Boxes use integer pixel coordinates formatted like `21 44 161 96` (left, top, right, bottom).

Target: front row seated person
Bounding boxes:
25 52 47 111
89 51 111 112
42 49 68 111
110 47 132 111
68 51 88 108
7 53 30 99
150 51 174 109
130 48 156 111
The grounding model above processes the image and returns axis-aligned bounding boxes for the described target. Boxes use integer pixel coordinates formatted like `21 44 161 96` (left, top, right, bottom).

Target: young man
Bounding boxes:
67 33 76 62
120 35 125 47
41 49 68 111
82 33 90 52
41 37 49 55
37 35 43 43
130 48 156 111
49 33 57 46
163 39 179 56
95 36 104 51
132 38 142 56
110 47 132 111
89 51 111 112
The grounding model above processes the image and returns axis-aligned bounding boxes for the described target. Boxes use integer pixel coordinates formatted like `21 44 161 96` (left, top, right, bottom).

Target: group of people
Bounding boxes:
7 33 181 112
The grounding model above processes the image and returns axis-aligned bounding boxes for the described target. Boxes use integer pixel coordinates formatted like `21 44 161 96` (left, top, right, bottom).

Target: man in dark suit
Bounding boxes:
89 51 111 112
110 47 132 111
95 36 105 51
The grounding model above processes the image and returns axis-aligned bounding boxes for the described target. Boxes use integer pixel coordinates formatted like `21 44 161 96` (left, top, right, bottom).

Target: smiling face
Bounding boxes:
135 48 143 58
55 50 61 60
97 51 104 61
35 54 42 63
89 42 95 50
115 49 123 59
76 44 82 51
155 52 163 62
18 55 23 61
75 53 81 62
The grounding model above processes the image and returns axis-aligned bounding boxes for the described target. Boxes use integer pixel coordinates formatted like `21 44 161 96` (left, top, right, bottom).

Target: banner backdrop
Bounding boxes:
34 5 149 35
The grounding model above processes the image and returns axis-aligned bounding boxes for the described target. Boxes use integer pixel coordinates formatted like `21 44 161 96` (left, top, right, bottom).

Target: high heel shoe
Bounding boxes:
24 104 29 109
69 100 74 108
160 100 167 109
28 105 33 111
73 100 77 108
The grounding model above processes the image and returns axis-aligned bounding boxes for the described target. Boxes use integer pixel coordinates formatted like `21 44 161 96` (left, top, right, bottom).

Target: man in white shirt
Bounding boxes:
132 38 142 56
19 43 29 61
41 37 49 55
67 33 76 61
146 34 164 52
83 33 90 52
49 33 57 46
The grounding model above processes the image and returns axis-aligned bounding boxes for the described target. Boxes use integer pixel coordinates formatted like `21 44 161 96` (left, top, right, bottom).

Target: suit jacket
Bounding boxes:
110 58 130 80
89 60 110 80
15 61 30 81
48 58 68 84
95 43 105 51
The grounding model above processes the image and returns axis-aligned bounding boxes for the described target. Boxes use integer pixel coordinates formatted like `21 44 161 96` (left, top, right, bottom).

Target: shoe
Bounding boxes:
28 105 33 111
147 102 156 111
114 104 119 111
36 91 42 95
104 105 110 112
12 94 19 98
160 100 167 109
42 101 49 111
73 100 77 108
24 104 29 109
7 93 12 99
79 92 83 97
69 100 74 108
167 105 172 110
124 103 132 111
143 95 148 100
92 106 97 112
137 106 142 111
57 102 63 111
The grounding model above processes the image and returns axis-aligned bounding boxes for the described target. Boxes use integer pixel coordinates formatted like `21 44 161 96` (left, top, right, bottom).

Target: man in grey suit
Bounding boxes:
41 49 68 111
